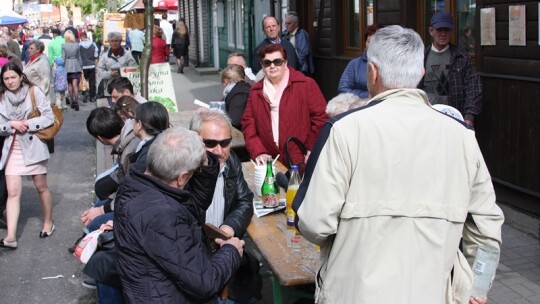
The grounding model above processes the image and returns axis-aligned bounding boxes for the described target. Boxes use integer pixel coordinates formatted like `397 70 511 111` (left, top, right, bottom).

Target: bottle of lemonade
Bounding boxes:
261 159 279 208
286 165 301 250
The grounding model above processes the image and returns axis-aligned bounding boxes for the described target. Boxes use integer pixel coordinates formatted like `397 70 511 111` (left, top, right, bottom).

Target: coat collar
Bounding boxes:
131 168 190 203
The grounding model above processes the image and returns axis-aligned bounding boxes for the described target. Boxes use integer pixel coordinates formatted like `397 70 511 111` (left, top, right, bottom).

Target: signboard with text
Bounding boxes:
120 63 178 112
103 13 126 45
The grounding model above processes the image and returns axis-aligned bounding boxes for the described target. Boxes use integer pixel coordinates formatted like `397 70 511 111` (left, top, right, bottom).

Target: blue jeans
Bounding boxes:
96 281 124 304
86 199 114 232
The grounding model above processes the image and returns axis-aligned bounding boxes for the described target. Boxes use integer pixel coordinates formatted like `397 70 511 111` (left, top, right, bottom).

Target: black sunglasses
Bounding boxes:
203 137 233 148
261 58 285 68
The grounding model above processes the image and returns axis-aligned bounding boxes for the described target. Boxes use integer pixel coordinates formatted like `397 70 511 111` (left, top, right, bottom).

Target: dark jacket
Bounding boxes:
114 153 242 303
337 52 369 98
128 137 155 174
283 28 314 74
224 82 250 130
419 44 482 121
252 38 299 74
221 151 254 238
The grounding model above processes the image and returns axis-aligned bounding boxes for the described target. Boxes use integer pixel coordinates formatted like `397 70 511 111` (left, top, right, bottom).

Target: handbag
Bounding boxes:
79 72 89 92
26 86 64 141
284 137 308 170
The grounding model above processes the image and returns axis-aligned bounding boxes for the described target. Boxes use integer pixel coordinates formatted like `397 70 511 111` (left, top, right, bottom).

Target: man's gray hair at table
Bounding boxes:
147 127 205 182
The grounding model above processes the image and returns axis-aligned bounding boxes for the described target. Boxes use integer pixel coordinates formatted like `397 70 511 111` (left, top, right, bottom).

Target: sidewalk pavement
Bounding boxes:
96 64 540 303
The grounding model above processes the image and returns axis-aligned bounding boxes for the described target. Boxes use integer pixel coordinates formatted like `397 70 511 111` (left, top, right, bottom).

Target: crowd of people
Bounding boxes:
0 10 505 304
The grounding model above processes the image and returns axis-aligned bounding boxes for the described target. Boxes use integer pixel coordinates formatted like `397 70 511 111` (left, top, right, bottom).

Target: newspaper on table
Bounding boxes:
253 199 286 217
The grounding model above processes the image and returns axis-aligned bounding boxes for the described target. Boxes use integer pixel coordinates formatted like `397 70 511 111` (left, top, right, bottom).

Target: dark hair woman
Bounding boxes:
242 43 328 169
0 62 55 250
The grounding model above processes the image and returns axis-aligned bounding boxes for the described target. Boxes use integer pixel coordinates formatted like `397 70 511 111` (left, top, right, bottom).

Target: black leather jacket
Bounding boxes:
221 151 254 238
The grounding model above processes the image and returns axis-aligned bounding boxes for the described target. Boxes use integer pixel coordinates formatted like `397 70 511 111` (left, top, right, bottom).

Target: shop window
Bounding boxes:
456 0 476 58
227 0 235 47
344 0 375 57
227 0 244 49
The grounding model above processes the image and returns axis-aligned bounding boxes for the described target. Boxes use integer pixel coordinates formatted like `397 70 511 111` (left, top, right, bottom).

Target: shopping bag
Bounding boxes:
79 73 89 92
73 230 102 264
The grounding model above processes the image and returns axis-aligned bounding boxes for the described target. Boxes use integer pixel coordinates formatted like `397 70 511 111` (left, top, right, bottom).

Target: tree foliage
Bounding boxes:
51 0 109 15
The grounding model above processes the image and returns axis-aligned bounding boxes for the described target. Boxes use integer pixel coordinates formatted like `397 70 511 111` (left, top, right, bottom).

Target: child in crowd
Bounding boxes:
53 57 68 110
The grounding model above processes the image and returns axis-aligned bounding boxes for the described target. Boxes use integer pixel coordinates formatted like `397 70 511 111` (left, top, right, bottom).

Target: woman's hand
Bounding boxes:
11 120 28 133
99 220 114 232
255 154 272 166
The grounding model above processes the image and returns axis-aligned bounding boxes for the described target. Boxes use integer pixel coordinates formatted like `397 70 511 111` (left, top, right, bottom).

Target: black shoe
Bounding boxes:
0 239 17 250
66 97 71 105
74 104 80 111
39 224 55 238
82 279 97 290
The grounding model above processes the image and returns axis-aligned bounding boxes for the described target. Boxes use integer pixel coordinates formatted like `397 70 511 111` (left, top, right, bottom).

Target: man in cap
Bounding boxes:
419 11 482 129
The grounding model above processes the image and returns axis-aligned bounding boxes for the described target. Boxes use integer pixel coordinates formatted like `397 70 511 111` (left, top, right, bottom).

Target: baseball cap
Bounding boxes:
430 11 454 29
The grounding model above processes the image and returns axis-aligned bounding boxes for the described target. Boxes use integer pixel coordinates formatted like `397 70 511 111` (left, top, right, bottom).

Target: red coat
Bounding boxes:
241 68 328 168
150 36 170 63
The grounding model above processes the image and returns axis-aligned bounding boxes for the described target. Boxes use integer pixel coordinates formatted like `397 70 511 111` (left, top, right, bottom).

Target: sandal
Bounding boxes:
39 224 56 238
0 238 17 250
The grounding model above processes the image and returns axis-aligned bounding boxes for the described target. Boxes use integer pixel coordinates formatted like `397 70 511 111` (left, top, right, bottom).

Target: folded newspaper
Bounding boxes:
253 199 286 217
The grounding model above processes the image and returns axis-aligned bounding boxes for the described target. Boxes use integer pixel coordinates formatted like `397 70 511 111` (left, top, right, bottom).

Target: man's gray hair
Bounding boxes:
147 127 205 182
107 31 123 41
29 40 45 53
326 93 362 117
367 25 424 89
189 109 232 134
286 13 299 25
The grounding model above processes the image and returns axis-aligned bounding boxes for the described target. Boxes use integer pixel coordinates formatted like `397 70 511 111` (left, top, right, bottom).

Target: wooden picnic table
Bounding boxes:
169 110 245 149
242 162 319 303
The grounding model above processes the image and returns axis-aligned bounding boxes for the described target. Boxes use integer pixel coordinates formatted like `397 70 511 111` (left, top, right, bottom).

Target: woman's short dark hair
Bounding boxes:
135 102 170 136
86 107 124 140
364 24 384 41
0 62 33 98
115 96 139 120
257 43 287 62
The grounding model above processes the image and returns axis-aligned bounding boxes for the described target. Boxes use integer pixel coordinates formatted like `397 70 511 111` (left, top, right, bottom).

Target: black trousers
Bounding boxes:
132 51 141 65
83 68 96 99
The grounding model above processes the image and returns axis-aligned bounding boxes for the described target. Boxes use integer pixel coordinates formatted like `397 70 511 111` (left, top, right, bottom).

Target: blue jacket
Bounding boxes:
114 154 242 303
337 52 369 98
283 28 314 74
252 38 299 74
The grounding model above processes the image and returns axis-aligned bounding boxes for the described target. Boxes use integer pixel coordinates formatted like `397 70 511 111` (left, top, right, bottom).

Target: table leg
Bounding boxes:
271 274 283 304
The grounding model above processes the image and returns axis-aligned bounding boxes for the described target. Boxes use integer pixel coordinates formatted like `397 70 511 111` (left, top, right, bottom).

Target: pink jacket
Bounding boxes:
242 68 328 168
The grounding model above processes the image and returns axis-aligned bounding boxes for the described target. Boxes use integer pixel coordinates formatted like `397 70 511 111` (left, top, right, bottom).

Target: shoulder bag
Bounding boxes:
284 136 308 171
27 86 64 141
79 72 89 92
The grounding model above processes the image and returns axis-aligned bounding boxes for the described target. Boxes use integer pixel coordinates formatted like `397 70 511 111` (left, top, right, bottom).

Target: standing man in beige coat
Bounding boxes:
293 25 504 304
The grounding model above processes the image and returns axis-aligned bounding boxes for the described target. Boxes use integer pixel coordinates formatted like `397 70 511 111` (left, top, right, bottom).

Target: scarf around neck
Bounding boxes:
4 84 30 120
262 68 289 146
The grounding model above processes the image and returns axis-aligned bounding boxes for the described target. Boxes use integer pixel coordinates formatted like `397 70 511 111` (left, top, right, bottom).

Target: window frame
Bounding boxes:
227 0 235 47
343 0 377 57
235 0 244 49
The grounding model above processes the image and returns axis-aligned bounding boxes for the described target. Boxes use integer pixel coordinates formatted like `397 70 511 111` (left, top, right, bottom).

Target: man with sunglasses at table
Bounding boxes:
190 109 261 303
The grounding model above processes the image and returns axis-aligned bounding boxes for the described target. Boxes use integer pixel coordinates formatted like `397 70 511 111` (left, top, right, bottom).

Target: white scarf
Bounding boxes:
4 84 29 120
262 69 289 145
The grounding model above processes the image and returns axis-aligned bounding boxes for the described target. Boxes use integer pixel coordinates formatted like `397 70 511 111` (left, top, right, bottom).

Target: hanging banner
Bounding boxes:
480 8 496 46
509 5 526 46
120 63 178 112
103 13 126 45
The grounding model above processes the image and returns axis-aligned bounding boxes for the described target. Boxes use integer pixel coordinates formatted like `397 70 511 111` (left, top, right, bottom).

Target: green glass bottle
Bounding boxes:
261 159 279 208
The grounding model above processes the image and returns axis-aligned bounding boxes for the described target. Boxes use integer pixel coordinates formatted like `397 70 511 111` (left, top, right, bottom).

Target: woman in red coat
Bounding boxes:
241 43 328 169
150 26 169 64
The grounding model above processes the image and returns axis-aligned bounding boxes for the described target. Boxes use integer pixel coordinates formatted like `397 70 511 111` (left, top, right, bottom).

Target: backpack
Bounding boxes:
54 67 68 93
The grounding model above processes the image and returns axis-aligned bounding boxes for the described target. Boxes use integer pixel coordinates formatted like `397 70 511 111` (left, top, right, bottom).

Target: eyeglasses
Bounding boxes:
203 137 232 148
261 58 285 68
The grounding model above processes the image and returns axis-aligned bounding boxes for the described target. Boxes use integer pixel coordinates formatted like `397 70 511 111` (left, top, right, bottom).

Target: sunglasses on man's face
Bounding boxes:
203 138 233 148
261 58 285 68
